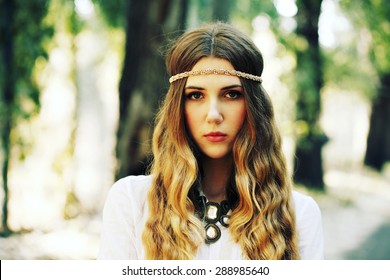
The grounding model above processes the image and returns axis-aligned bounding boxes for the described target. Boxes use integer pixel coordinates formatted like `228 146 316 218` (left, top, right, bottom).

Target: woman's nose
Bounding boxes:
206 100 223 124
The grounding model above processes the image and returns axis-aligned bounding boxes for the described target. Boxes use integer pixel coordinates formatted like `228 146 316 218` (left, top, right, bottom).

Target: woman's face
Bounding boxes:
184 57 247 160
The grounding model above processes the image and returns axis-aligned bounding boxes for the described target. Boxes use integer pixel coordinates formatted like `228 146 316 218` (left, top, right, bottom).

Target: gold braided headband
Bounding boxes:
169 68 262 83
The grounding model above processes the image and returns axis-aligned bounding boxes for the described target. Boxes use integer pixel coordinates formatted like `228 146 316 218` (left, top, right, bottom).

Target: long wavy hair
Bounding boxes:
142 22 300 259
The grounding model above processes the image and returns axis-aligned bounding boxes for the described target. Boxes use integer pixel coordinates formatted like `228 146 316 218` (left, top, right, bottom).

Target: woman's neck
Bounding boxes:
200 154 233 203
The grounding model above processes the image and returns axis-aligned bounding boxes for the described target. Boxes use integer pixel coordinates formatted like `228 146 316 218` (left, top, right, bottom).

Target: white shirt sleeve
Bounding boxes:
294 192 324 259
97 179 139 259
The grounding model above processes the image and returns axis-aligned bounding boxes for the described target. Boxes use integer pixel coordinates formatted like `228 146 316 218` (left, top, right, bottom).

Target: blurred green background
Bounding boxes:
0 0 389 259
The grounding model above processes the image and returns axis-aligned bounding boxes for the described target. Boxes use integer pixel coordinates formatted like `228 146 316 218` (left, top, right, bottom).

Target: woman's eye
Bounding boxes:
187 92 203 100
225 90 242 99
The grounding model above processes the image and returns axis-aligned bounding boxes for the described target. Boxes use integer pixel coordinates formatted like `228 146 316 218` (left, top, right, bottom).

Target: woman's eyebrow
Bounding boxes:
185 84 242 90
185 86 204 90
221 85 243 90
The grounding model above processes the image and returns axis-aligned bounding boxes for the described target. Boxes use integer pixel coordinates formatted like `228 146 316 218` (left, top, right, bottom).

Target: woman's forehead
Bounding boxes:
190 57 235 71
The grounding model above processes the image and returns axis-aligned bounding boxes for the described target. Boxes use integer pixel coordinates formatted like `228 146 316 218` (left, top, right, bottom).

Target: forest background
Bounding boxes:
0 0 390 259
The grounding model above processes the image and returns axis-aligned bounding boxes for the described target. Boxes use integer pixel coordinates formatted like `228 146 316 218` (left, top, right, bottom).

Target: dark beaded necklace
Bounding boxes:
195 192 234 244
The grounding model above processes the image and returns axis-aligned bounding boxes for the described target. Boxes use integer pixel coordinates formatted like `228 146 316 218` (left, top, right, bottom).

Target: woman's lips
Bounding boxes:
204 132 227 142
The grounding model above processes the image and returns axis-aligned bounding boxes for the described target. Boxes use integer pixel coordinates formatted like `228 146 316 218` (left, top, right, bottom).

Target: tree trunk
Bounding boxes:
0 0 14 236
293 0 326 189
364 73 390 170
116 0 188 178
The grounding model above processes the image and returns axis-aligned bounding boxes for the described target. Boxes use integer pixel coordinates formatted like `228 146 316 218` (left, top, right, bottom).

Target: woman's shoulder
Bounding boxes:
292 190 321 218
114 174 153 189
107 175 153 204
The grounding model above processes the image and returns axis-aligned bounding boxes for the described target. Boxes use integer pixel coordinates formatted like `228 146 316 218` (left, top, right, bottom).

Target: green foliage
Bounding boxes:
93 0 127 28
232 0 278 31
340 0 390 75
323 44 377 98
0 0 53 120
47 0 83 35
189 0 214 23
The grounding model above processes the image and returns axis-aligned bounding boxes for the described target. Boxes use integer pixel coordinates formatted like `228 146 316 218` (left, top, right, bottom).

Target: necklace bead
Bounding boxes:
205 202 220 223
205 224 221 243
220 215 230 227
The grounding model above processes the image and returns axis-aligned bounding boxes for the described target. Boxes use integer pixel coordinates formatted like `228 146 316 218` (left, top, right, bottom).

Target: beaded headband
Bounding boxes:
169 68 262 83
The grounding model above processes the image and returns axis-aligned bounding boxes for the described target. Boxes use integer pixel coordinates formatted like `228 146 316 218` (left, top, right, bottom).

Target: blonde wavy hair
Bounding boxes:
142 22 300 259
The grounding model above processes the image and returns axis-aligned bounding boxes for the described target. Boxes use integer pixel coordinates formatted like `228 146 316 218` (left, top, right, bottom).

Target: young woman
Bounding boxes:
98 22 324 260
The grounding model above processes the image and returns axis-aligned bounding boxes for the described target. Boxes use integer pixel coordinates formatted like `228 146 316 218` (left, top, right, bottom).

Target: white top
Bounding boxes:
98 175 324 260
